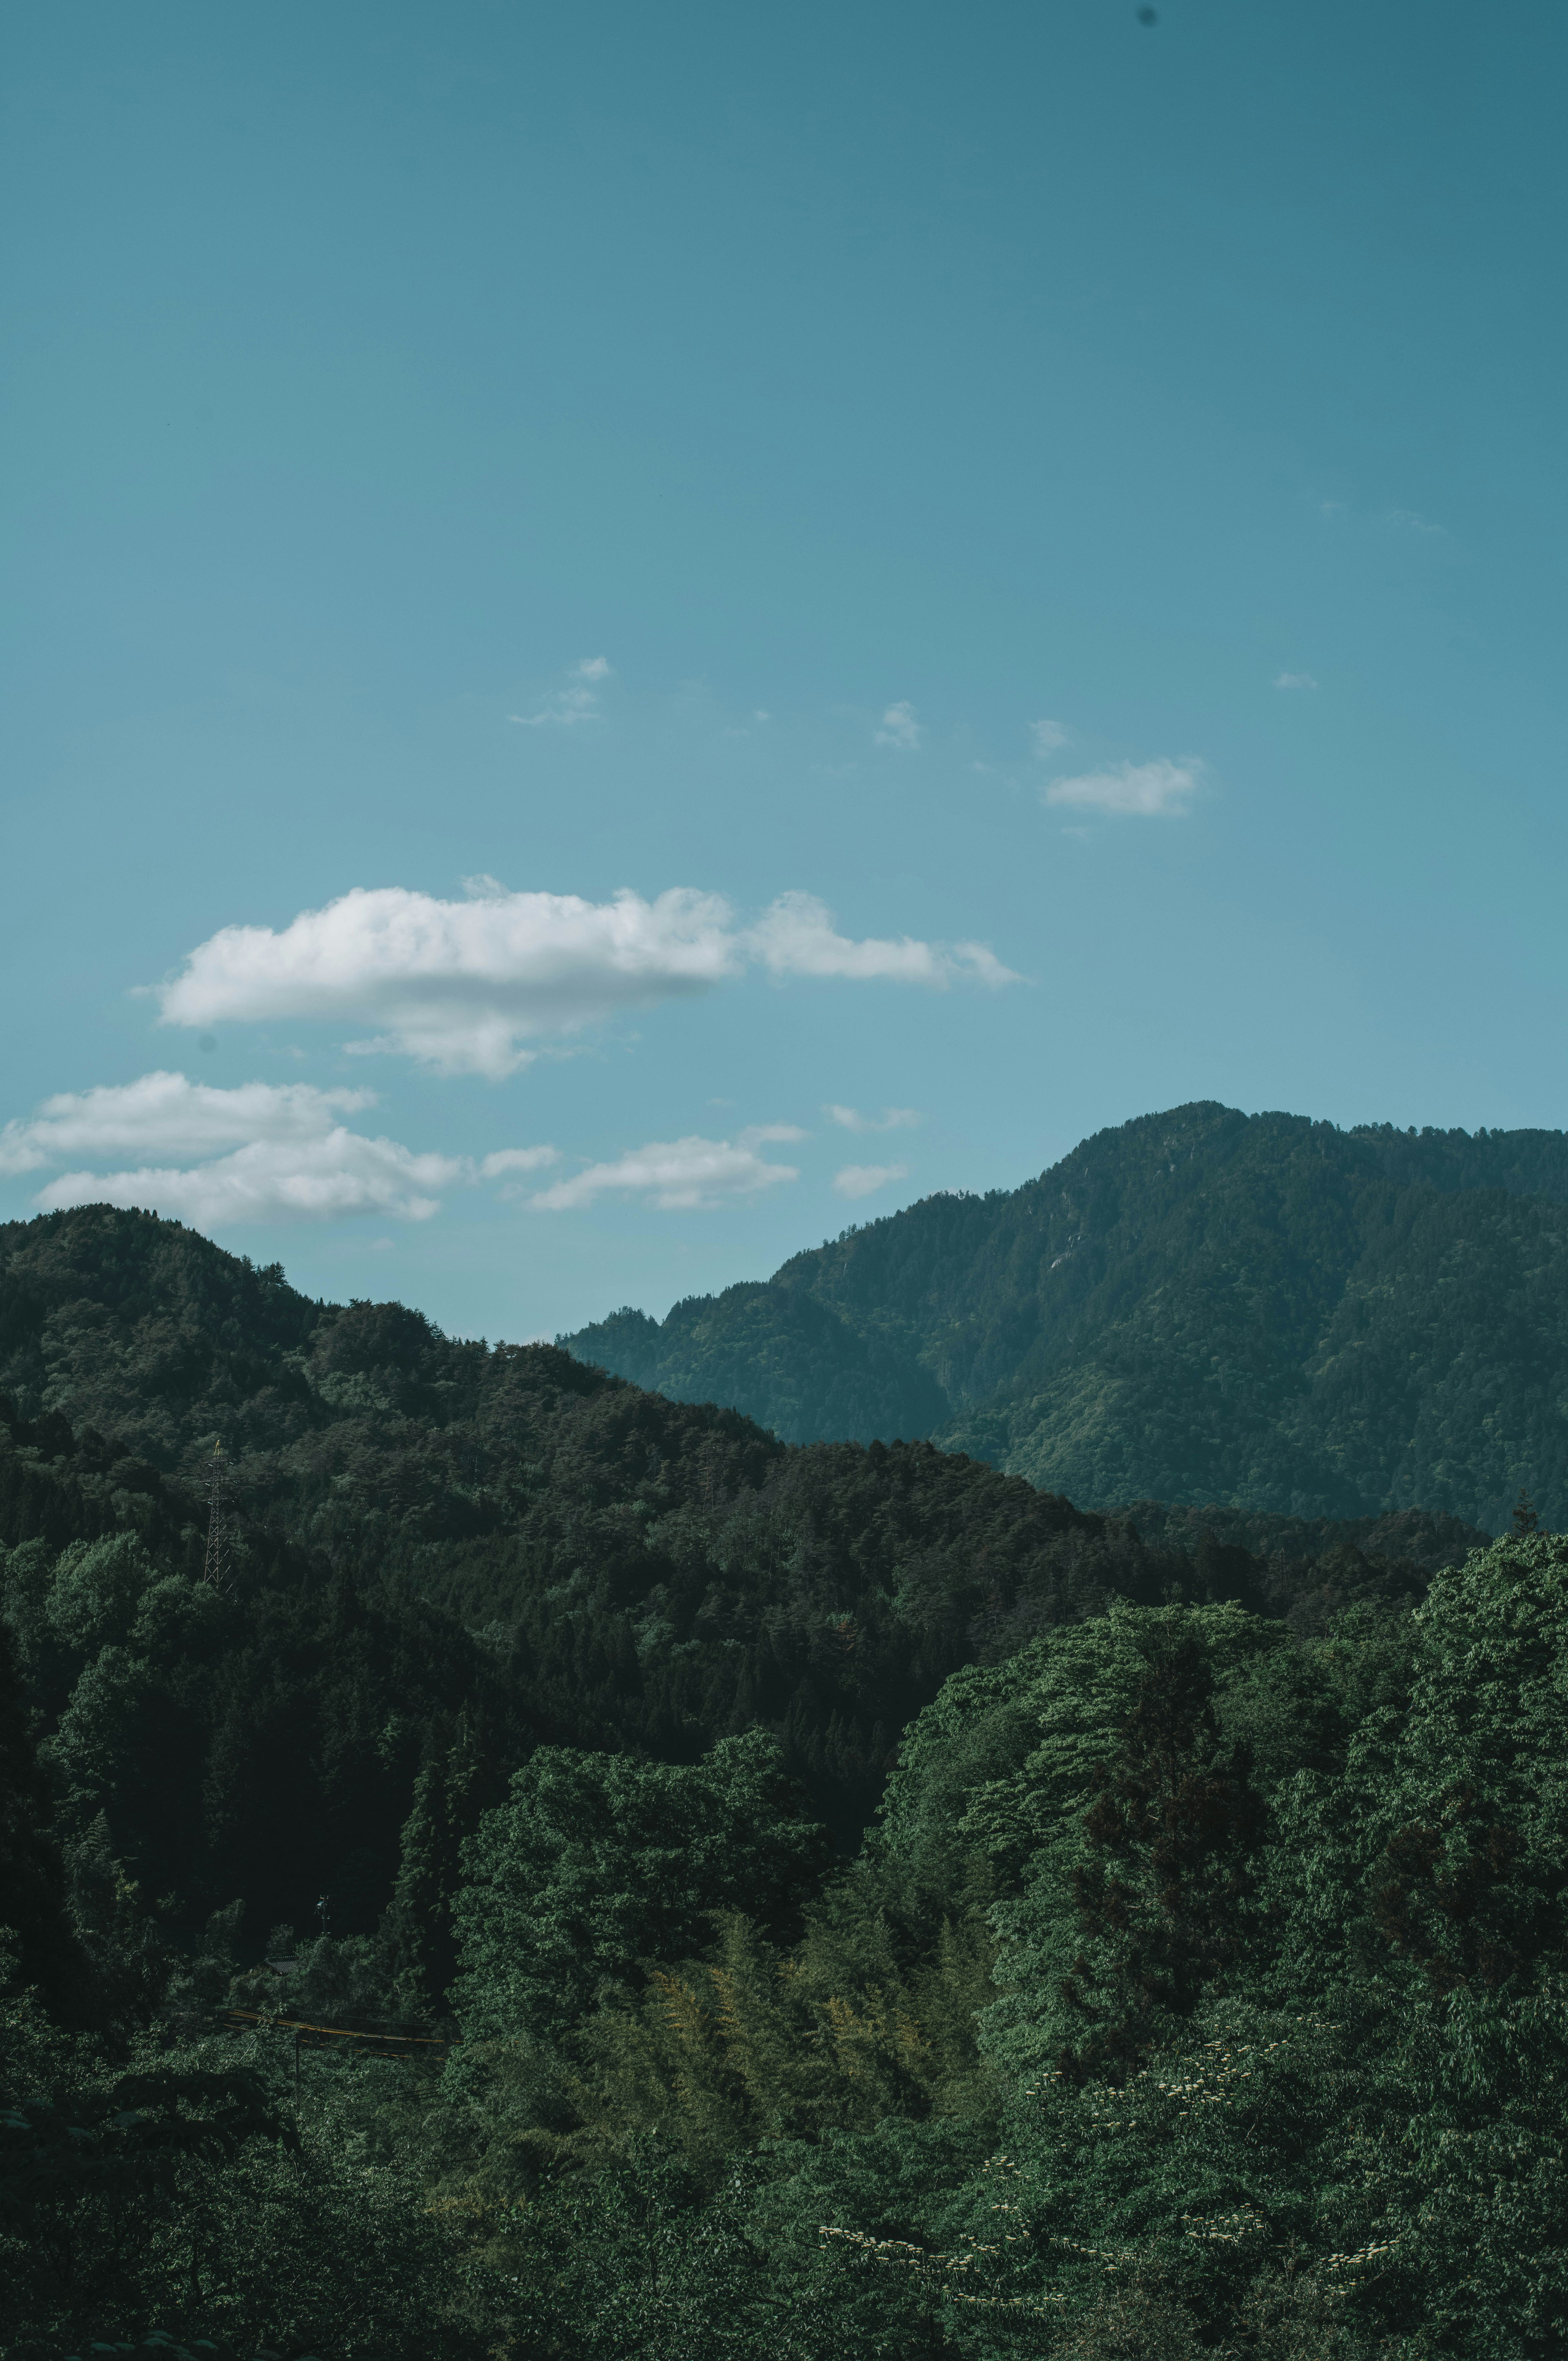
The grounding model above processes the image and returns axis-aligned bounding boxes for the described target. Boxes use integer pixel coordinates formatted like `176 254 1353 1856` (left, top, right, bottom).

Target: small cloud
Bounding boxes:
1041 757 1202 819
530 1132 800 1213
1030 718 1069 755
2 1067 558 1230
746 892 1018 989
1274 673 1319 691
462 872 509 899
754 708 771 722
1384 509 1445 536
0 1071 377 1175
481 1143 562 1202
833 1161 909 1201
825 1105 921 1134
510 656 612 728
35 1132 464 1227
370 1237 395 1251
479 1146 561 1180
874 701 923 751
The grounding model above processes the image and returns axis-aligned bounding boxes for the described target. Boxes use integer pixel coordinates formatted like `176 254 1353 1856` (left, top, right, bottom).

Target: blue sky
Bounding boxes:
4 0 1566 1343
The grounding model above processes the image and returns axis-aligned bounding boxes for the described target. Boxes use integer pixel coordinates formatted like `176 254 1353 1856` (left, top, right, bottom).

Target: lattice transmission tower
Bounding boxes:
203 1439 234 1595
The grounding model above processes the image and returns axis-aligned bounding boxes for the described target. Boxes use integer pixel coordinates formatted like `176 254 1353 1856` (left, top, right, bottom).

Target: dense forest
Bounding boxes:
3 1202 1566 2356
564 1101 1568 1531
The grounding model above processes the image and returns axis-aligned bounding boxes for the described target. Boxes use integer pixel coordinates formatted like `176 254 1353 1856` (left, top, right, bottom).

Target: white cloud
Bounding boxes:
825 1105 921 1134
156 885 1018 1077
833 1161 910 1201
156 886 740 1078
530 1131 801 1212
36 1131 466 1227
510 657 612 727
746 893 1017 989
0 1071 375 1176
1041 757 1202 819
874 701 922 751
479 1146 561 1179
5 1070 555 1229
1274 672 1319 690
1030 718 1069 755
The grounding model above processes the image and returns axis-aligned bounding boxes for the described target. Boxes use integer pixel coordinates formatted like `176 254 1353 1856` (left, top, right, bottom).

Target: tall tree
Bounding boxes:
0 1612 91 2023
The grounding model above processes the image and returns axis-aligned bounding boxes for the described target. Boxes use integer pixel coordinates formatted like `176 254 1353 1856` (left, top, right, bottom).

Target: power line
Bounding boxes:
221 2007 456 2050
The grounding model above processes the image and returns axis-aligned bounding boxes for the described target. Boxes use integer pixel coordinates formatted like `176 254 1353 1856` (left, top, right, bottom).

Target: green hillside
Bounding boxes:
564 1100 1568 1530
8 1202 1565 2359
0 1200 1476 1935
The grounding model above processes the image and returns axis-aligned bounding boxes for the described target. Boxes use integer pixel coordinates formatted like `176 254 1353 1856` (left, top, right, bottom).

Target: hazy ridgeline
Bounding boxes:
2 1192 1566 2357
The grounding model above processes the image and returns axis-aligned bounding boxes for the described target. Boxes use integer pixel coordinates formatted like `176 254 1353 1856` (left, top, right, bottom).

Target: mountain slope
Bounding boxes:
0 1202 1481 1934
563 1102 1568 1529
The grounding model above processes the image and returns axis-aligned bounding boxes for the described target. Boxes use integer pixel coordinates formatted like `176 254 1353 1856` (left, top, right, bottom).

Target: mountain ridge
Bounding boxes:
563 1099 1568 1530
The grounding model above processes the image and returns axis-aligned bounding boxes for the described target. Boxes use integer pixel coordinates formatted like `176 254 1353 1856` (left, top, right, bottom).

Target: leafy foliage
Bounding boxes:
452 1733 832 2041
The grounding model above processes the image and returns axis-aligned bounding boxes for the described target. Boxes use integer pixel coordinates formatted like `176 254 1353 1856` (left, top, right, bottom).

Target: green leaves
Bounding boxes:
45 1537 160 1659
452 1733 831 2043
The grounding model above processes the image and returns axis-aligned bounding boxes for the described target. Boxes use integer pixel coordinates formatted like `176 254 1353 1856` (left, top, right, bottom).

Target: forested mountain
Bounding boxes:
564 1100 1568 1530
5 1201 1567 2356
0 1201 1475 1936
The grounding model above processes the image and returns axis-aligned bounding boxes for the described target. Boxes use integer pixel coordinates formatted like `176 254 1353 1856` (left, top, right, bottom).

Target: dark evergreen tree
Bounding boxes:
0 1612 91 2023
382 1709 494 2015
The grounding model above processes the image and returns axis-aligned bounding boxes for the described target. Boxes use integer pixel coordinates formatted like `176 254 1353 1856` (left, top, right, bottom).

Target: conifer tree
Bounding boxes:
0 1611 91 2022
383 1711 486 2015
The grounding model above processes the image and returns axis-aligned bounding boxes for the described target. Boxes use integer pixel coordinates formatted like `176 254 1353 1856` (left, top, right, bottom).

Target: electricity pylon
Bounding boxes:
203 1439 234 1595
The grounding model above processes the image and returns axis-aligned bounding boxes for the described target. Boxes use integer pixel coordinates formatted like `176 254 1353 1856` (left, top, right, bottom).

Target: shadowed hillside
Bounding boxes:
0 1199 1481 1929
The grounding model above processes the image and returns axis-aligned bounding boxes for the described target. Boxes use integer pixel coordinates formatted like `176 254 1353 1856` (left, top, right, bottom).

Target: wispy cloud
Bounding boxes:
1274 672 1319 690
833 1161 909 1201
874 701 922 751
530 1127 803 1212
479 1146 561 1180
5 1071 556 1228
509 656 612 728
1030 718 1069 755
156 886 1018 1078
37 1134 468 1227
1041 757 1202 819
477 1144 564 1202
0 1071 374 1176
746 893 1017 990
825 1105 921 1134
